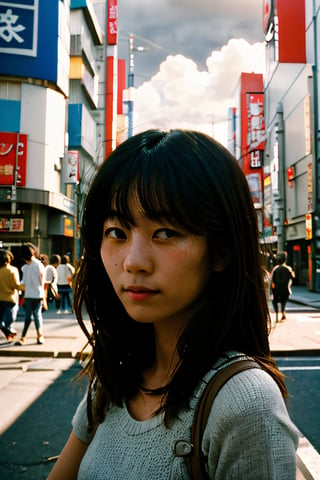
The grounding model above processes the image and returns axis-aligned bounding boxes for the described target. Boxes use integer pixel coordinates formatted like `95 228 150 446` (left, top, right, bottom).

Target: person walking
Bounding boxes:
15 243 46 345
43 254 61 309
0 249 25 341
48 130 298 479
56 254 74 314
271 251 295 322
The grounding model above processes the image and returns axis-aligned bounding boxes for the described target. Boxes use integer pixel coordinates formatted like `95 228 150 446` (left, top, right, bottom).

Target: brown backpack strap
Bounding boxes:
190 358 258 479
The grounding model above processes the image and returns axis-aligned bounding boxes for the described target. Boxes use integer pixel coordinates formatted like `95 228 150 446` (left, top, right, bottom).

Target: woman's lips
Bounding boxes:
125 286 158 301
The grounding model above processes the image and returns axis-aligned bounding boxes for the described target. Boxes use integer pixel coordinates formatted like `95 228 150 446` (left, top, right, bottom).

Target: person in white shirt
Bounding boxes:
56 254 74 314
15 243 46 346
43 254 61 310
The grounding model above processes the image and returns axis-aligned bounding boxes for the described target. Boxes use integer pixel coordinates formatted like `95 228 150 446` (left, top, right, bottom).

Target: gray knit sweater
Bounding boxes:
72 355 299 479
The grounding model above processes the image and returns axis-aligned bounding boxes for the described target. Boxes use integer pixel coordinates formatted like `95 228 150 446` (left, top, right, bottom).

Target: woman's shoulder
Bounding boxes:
201 353 284 417
206 366 287 432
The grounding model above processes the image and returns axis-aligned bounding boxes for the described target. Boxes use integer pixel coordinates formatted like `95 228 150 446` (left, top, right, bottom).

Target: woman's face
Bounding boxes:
100 203 211 332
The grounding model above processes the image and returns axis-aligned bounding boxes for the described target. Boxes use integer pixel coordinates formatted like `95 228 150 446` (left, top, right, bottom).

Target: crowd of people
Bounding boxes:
0 243 75 345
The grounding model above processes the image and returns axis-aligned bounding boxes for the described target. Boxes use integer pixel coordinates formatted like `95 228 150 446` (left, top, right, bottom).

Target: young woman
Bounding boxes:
48 130 298 479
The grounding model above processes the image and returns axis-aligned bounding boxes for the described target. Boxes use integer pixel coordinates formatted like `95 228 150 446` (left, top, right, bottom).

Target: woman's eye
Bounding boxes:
154 228 178 239
104 227 126 239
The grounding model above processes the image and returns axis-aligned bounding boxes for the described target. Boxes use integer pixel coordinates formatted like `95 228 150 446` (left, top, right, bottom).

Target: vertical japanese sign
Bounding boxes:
0 0 39 57
107 0 117 45
246 93 265 152
0 132 27 186
64 150 79 184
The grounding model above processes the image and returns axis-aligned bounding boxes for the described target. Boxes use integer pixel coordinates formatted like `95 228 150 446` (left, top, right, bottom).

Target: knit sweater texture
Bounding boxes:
72 353 299 479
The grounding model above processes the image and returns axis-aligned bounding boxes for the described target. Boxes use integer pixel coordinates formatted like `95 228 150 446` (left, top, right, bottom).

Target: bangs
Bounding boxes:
82 129 232 258
105 153 205 234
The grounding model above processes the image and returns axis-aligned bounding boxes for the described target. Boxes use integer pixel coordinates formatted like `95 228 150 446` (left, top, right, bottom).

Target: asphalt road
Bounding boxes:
276 355 320 454
0 360 85 480
0 304 319 479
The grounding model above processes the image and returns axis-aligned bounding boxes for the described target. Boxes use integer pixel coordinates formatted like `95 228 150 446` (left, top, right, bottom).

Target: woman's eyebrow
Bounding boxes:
105 210 119 220
104 211 132 227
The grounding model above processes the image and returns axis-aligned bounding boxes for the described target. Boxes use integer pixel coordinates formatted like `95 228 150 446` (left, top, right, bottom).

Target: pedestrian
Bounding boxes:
56 254 74 314
0 249 25 341
43 254 60 309
48 130 298 480
39 253 50 312
271 251 295 322
15 243 46 345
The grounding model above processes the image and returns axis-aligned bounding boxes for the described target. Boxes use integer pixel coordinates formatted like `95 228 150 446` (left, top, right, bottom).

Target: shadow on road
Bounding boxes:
0 363 86 480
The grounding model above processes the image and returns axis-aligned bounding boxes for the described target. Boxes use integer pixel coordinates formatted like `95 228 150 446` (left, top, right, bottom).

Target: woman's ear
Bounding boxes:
212 247 231 272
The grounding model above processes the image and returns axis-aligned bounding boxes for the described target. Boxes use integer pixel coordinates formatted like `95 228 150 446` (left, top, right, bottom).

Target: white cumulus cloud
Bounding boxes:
132 39 265 145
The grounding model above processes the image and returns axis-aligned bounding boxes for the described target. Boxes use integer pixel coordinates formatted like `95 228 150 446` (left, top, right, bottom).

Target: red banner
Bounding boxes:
107 0 118 45
0 132 27 186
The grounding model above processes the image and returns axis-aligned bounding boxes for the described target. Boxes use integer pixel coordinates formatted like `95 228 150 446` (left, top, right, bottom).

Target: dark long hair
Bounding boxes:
74 129 286 429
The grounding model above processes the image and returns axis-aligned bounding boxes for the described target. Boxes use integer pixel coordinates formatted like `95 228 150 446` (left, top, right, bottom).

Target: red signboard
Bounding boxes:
0 132 27 186
107 0 118 45
277 0 306 63
0 218 24 232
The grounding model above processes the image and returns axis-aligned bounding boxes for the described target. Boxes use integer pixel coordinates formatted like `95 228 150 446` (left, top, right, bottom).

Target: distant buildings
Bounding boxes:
229 0 320 292
0 0 110 262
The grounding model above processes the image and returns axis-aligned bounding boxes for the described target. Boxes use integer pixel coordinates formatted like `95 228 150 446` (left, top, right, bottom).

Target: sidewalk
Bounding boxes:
0 286 319 479
0 311 91 359
0 285 318 359
290 285 320 310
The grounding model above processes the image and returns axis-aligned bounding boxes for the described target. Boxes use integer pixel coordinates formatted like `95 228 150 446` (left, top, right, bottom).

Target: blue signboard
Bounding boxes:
0 0 38 56
0 0 59 83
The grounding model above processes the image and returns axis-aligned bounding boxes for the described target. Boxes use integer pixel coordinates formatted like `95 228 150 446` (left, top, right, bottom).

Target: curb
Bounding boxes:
296 434 320 480
272 349 320 357
0 348 85 359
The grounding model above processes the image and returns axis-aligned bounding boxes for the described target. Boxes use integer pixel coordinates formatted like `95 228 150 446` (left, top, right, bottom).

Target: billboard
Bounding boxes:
0 0 38 56
0 1 59 83
0 132 27 186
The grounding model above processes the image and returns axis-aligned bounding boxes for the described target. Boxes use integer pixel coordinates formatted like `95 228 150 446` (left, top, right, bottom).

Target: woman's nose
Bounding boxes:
123 236 153 273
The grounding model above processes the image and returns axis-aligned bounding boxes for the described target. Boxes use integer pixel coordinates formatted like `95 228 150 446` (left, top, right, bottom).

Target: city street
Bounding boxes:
276 354 320 453
0 296 319 479
0 357 85 479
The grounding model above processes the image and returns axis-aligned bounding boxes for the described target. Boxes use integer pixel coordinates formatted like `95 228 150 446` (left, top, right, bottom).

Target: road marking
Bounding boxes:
296 318 320 323
279 366 320 371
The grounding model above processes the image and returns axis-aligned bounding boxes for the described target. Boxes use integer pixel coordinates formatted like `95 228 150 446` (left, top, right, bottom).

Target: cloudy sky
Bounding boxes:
116 0 265 144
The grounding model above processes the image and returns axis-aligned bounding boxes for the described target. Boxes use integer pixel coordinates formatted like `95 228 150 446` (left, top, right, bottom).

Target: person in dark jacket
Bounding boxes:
271 252 295 322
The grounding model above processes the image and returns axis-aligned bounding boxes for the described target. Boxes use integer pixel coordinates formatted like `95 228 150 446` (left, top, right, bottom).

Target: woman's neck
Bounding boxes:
142 324 182 390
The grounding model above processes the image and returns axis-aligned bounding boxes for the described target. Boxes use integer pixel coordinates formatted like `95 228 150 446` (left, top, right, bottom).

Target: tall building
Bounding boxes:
0 0 109 263
263 0 320 291
230 1 320 291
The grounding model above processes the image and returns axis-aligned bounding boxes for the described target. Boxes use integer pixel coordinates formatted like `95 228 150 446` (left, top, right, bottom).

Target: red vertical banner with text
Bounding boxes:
0 132 27 186
105 56 115 159
107 0 118 45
